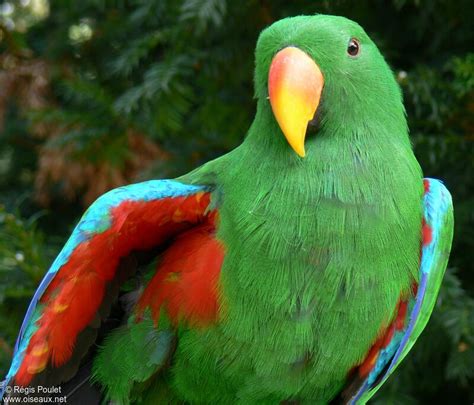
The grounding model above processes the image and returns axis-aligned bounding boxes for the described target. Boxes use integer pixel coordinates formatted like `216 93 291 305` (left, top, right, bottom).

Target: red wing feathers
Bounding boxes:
14 190 214 386
136 211 225 328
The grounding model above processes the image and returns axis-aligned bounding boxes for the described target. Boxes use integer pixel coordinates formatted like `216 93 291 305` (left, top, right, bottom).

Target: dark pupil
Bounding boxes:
348 40 359 56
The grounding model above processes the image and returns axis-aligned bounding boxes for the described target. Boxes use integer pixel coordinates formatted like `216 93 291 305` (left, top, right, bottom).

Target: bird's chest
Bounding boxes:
217 194 399 328
175 185 419 402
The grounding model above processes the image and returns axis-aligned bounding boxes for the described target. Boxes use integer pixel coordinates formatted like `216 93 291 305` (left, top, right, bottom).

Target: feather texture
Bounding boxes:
4 180 213 390
2 15 454 404
345 178 454 404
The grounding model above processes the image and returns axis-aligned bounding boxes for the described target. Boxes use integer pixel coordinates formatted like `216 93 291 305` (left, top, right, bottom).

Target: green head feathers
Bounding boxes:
251 14 409 159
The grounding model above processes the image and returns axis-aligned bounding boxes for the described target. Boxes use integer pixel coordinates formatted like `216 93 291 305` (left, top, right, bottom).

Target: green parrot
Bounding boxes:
2 14 453 404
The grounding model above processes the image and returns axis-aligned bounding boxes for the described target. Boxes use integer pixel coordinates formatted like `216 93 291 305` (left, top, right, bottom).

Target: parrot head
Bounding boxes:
254 14 407 158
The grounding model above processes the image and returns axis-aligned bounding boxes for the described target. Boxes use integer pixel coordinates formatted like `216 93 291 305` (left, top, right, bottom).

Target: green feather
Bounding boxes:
358 195 454 404
92 313 173 404
94 14 446 403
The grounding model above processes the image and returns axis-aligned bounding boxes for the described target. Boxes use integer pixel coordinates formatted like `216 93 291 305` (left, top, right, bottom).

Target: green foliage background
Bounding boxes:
0 0 473 403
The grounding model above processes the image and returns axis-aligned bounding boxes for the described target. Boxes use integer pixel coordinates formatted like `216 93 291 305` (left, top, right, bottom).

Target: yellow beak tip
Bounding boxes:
288 139 306 157
296 148 306 158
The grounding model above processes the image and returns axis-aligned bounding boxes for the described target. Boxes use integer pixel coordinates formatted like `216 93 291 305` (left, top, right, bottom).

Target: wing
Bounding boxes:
91 209 225 402
1 179 221 394
340 178 453 404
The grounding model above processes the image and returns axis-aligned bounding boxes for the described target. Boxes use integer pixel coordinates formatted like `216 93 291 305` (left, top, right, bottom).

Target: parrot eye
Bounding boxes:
347 38 360 57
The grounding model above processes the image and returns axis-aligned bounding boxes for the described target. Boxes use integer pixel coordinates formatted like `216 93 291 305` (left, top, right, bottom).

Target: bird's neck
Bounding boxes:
244 101 299 163
222 97 420 209
240 97 413 174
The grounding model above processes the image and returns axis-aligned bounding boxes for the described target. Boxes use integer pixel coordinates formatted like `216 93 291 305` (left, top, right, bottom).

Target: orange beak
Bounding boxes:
268 47 324 157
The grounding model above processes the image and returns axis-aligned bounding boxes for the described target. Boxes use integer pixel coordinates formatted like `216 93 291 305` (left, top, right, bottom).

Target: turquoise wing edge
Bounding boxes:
349 178 454 404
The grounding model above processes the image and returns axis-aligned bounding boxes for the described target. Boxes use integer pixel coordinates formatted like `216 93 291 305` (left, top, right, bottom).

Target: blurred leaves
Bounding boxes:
180 0 227 33
0 204 55 373
0 205 49 294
